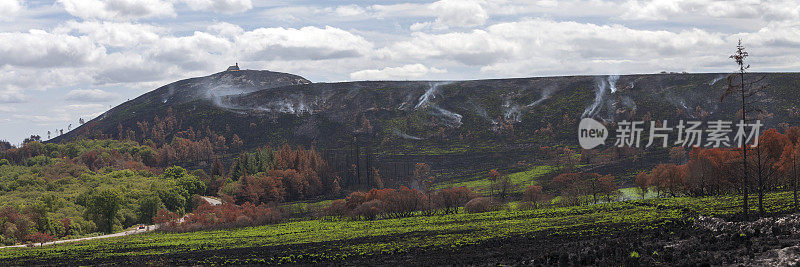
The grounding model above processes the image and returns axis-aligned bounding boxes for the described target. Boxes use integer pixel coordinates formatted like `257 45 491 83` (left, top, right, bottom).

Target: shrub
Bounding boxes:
352 200 385 220
25 232 55 245
323 199 348 217
522 185 550 208
158 202 283 233
435 187 477 214
464 197 501 213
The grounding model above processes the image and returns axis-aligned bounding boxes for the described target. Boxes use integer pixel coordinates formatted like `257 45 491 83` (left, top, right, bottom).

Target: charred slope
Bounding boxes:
50 69 311 144
53 72 800 182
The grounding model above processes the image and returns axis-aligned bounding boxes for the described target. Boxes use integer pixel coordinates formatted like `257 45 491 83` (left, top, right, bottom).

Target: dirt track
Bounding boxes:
0 196 221 250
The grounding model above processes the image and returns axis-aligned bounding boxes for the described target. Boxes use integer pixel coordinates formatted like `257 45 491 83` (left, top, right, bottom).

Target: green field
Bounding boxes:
433 165 557 194
2 191 796 265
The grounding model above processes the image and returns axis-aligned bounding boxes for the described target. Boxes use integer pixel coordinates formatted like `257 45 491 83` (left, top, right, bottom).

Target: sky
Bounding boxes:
0 0 799 144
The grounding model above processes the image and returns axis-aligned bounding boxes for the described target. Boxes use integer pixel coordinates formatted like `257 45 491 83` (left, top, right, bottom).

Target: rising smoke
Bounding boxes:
392 129 424 140
503 99 522 122
413 82 464 128
527 85 557 107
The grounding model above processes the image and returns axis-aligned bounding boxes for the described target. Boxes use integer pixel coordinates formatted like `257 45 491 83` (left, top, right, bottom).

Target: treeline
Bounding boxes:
0 165 204 245
551 173 618 205
324 186 477 220
215 144 341 204
635 127 800 215
154 201 282 233
0 136 341 245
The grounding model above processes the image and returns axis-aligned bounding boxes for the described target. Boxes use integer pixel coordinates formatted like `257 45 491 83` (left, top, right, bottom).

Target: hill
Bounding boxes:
52 70 800 185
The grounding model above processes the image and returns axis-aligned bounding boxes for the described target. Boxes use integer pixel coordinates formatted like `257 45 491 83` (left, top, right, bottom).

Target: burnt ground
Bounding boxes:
7 214 800 266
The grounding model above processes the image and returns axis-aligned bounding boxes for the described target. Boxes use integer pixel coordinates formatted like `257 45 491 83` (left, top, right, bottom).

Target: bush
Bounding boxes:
325 186 479 220
323 199 348 217
464 197 501 213
158 202 283 233
522 185 550 208
352 200 385 220
435 187 477 214
25 232 55 245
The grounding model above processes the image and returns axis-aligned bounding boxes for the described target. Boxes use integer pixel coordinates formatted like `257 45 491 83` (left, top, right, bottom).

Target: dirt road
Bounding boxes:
0 224 158 249
0 196 221 249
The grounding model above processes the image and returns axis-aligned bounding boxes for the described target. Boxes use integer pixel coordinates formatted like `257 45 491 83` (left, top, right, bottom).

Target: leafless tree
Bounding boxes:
721 39 769 220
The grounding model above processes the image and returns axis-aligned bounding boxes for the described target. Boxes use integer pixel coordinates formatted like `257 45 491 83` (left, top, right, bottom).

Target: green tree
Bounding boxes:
157 187 187 214
84 188 123 234
137 195 163 224
178 175 207 197
163 166 188 180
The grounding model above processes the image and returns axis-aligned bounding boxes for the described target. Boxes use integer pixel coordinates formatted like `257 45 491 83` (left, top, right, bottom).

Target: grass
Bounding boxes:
2 191 797 264
433 165 557 194
618 187 660 201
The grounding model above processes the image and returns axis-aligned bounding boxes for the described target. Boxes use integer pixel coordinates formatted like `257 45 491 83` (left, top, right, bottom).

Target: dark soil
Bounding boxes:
8 214 800 266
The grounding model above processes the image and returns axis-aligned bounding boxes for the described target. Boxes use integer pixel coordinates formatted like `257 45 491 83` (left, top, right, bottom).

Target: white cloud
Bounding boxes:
58 21 163 48
620 0 800 22
429 0 489 29
58 0 176 20
0 0 22 21
350 64 446 80
0 90 25 103
235 26 373 60
380 29 518 65
65 89 118 102
12 114 70 123
0 67 92 93
181 0 252 14
334 5 366 17
0 30 106 68
384 18 734 76
65 103 107 111
207 22 243 38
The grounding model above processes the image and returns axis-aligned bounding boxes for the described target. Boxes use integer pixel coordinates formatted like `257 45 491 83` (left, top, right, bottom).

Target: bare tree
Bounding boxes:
721 39 768 220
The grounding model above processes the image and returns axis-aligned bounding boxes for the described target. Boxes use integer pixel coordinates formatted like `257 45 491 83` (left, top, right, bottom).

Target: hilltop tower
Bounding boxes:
226 63 240 71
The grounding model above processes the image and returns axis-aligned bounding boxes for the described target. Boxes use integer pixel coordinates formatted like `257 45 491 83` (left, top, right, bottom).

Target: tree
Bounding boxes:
413 163 433 192
552 173 584 205
780 142 800 212
371 168 384 189
750 129 789 216
23 135 41 144
598 175 618 202
721 39 768 220
495 175 515 200
137 195 163 225
522 185 547 207
163 166 188 180
211 159 226 177
649 164 687 197
487 169 500 196
25 232 55 246
178 175 207 197
634 172 649 199
436 187 476 214
669 147 687 163
583 173 603 204
84 188 123 234
231 134 243 149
